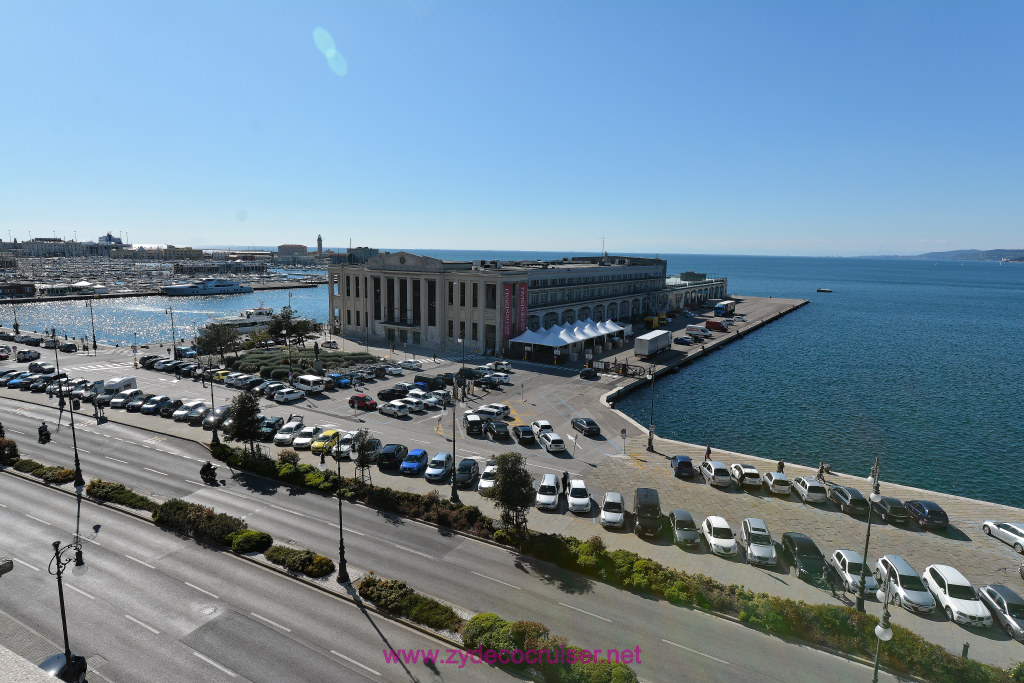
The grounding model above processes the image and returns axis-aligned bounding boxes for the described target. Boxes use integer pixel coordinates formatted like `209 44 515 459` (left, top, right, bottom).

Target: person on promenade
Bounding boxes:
817 461 825 482
561 471 569 495
704 444 712 461
777 459 785 473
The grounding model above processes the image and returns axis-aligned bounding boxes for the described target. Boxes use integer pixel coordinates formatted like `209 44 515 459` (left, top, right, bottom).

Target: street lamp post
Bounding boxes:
208 355 219 444
872 575 894 682
857 456 883 612
646 366 656 452
319 453 350 584
50 331 85 487
11 303 18 334
48 540 88 679
84 301 97 352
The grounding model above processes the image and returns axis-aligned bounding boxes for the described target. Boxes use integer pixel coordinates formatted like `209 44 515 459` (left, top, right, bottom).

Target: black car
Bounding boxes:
158 399 184 418
125 393 156 412
139 355 162 368
828 486 870 517
258 416 285 440
674 336 693 345
454 458 480 487
377 444 409 470
905 499 949 531
59 342 79 352
377 387 408 401
437 372 456 386
780 532 828 582
670 455 694 478
187 406 212 426
579 367 598 379
476 375 503 390
484 420 510 440
570 417 600 436
242 377 265 391
511 425 535 445
203 406 232 430
457 367 487 380
140 395 171 415
872 496 909 525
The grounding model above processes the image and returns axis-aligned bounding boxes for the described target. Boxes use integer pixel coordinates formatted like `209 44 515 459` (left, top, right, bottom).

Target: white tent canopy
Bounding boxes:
509 319 624 348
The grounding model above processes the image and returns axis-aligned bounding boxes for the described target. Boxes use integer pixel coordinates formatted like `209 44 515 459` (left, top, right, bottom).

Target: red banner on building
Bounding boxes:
518 282 528 333
502 283 515 340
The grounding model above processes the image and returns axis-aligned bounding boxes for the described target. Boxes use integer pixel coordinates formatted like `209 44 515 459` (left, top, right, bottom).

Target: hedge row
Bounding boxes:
264 545 335 578
0 437 20 465
221 350 377 374
461 613 637 683
153 498 248 546
210 443 339 492
9 457 77 484
358 573 463 632
85 479 160 512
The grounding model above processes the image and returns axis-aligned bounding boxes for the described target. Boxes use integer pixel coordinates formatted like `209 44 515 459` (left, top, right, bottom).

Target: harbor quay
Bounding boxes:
2 295 1023 670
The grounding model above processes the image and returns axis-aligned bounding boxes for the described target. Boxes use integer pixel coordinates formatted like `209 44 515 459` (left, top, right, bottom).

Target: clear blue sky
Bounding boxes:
2 1 1021 256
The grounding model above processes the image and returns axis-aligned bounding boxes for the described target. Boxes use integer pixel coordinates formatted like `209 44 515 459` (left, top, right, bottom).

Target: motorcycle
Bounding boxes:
38 426 50 444
200 465 218 484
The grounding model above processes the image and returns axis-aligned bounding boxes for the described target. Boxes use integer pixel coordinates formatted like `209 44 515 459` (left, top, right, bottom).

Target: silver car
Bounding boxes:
740 518 777 566
600 492 625 529
669 510 700 545
874 554 935 614
979 584 1024 641
982 521 1024 554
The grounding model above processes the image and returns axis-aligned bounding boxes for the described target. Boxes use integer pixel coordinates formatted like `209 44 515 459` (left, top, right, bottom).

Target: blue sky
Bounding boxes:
2 1 1021 256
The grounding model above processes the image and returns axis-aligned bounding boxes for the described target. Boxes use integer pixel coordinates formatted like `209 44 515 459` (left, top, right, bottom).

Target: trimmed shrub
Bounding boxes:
0 437 20 465
85 479 159 512
228 529 274 554
153 498 246 546
13 458 43 473
265 545 335 578
358 573 463 632
38 467 76 484
277 449 299 465
270 368 290 380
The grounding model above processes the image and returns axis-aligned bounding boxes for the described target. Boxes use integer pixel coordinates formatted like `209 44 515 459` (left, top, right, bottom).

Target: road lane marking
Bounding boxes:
125 614 160 634
185 480 204 486
24 514 51 526
13 557 39 571
105 456 128 464
471 572 521 590
269 504 308 518
558 602 611 622
340 525 366 536
409 438 430 444
67 585 95 600
185 582 220 599
124 555 156 569
143 467 169 476
193 651 238 677
251 612 292 632
661 639 730 664
331 651 381 676
393 543 434 560
221 490 251 500
82 537 102 546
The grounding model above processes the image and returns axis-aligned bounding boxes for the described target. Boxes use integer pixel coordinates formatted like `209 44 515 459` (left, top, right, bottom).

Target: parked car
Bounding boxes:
512 425 535 445
486 360 512 372
311 428 341 455
274 388 304 403
484 420 510 440
109 389 144 409
384 365 403 376
349 394 377 411
424 452 454 482
59 342 79 353
699 460 731 488
982 521 1024 554
535 473 561 511
829 549 877 593
379 401 410 418
566 479 591 513
674 336 693 345
633 488 662 537
399 359 423 370
530 420 554 439
829 486 870 517
400 448 430 476
905 500 949 531
729 464 761 488
761 471 791 496
292 425 323 450
187 405 212 426
669 509 700 545
478 460 498 495
874 554 936 614
701 516 738 557
258 416 285 441
669 455 694 478
740 518 777 566
274 420 305 446
922 564 992 627
203 406 232 430
978 584 1024 641
377 387 408 402
377 444 409 470
454 458 479 487
261 382 286 397
397 397 425 413
872 497 910 525
139 395 172 414
173 400 205 421
600 492 626 529
792 476 828 504
570 417 600 437
158 399 184 418
579 367 598 379
539 432 566 453
780 532 827 582
124 393 155 412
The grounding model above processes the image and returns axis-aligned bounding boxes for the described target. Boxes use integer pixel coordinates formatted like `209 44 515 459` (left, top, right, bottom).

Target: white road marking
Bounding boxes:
193 651 238 677
342 526 366 536
24 514 51 526
471 571 521 590
76 448 91 454
269 504 307 518
66 584 95 600
185 582 220 599
250 612 292 632
143 467 168 476
13 557 39 571
558 602 612 622
460 449 479 455
105 456 128 464
409 438 430 444
331 651 381 676
124 554 156 569
661 639 730 664
82 537 102 546
125 614 160 634
221 489 251 500
185 480 204 486
393 543 434 560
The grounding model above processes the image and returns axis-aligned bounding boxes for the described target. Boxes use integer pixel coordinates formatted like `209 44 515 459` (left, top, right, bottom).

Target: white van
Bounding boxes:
96 377 138 405
684 325 712 338
293 375 326 394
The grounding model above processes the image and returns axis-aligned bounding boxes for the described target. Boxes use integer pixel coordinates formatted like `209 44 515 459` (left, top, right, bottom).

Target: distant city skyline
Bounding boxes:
2 1 1022 256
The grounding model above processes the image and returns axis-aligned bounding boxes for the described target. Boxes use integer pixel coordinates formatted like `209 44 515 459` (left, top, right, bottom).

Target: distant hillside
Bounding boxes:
915 249 1024 261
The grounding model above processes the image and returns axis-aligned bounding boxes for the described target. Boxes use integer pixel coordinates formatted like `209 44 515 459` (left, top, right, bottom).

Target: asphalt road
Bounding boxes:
0 475 518 683
0 406 900 683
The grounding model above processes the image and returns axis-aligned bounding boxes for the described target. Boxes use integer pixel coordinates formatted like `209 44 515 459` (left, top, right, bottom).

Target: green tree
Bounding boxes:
351 428 376 486
196 323 240 362
492 452 533 540
225 392 263 455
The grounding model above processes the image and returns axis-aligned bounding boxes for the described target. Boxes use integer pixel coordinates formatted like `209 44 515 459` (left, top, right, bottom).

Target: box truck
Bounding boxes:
705 319 729 332
685 325 712 338
714 300 736 316
634 330 671 359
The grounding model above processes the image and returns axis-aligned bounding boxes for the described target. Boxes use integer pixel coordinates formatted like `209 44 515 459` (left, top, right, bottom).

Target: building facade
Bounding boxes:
277 244 308 258
328 251 728 355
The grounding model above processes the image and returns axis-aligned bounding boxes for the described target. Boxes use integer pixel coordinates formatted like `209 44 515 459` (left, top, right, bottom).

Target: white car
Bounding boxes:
465 406 504 421
291 426 323 450
384 366 403 376
380 401 410 417
599 492 625 528
274 388 304 403
429 389 452 406
424 452 454 482
400 359 423 370
486 372 511 385
761 471 791 495
482 403 511 418
331 430 359 458
830 549 878 594
478 462 499 495
539 432 566 453
397 397 425 412
982 521 1024 554
792 476 828 504
223 372 245 386
394 382 415 392
922 564 992 627
407 389 439 407
729 464 761 488
173 400 205 421
699 460 731 488
566 479 591 513
701 516 738 557
875 554 936 614
740 518 777 566
531 420 554 439
274 420 305 446
486 360 511 372
109 389 143 409
535 473 561 510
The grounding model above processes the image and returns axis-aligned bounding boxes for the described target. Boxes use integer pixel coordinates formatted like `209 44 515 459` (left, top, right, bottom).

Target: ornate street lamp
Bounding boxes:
50 331 84 487
857 456 883 612
645 366 656 452
319 453 350 584
872 577 894 682
48 540 88 680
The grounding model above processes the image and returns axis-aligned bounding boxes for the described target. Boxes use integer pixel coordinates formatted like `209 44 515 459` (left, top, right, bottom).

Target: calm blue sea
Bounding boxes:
6 251 1023 506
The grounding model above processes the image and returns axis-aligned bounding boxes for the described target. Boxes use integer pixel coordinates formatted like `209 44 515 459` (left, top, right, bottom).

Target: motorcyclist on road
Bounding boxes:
0 421 5 438
38 422 49 441
200 461 216 478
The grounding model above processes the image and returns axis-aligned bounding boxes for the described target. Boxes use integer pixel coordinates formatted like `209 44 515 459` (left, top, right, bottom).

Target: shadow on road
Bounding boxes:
513 553 595 596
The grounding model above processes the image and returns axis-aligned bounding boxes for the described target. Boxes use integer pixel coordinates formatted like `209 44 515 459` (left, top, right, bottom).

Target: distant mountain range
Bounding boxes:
867 249 1024 262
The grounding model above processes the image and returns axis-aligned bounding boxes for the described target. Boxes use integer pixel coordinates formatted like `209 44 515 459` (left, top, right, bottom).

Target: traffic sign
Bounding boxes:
620 429 627 439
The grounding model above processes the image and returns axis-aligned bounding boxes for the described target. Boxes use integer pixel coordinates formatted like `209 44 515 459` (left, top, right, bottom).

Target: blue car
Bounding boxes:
400 448 429 476
8 374 39 389
326 374 351 389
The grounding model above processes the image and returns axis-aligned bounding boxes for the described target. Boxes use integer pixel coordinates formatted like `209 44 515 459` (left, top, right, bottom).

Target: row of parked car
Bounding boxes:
0 332 80 352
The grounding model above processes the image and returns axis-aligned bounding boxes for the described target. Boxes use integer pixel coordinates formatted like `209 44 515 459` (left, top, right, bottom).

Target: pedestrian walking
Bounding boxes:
704 444 712 461
433 352 437 362
435 413 443 434
561 471 569 494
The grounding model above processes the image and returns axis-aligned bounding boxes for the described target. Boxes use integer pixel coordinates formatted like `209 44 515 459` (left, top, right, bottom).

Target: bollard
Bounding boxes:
962 642 969 659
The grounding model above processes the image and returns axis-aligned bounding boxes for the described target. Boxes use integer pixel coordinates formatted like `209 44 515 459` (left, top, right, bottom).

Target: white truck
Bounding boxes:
634 330 671 359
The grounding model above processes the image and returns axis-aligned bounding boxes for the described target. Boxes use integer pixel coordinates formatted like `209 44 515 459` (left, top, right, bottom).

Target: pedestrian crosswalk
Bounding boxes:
64 362 132 372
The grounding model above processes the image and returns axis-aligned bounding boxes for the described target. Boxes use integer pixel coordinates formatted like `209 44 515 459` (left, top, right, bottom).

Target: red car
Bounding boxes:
348 394 377 410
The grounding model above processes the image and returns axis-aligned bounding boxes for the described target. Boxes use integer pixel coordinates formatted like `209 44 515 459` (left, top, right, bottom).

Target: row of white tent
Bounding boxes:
509 318 626 348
